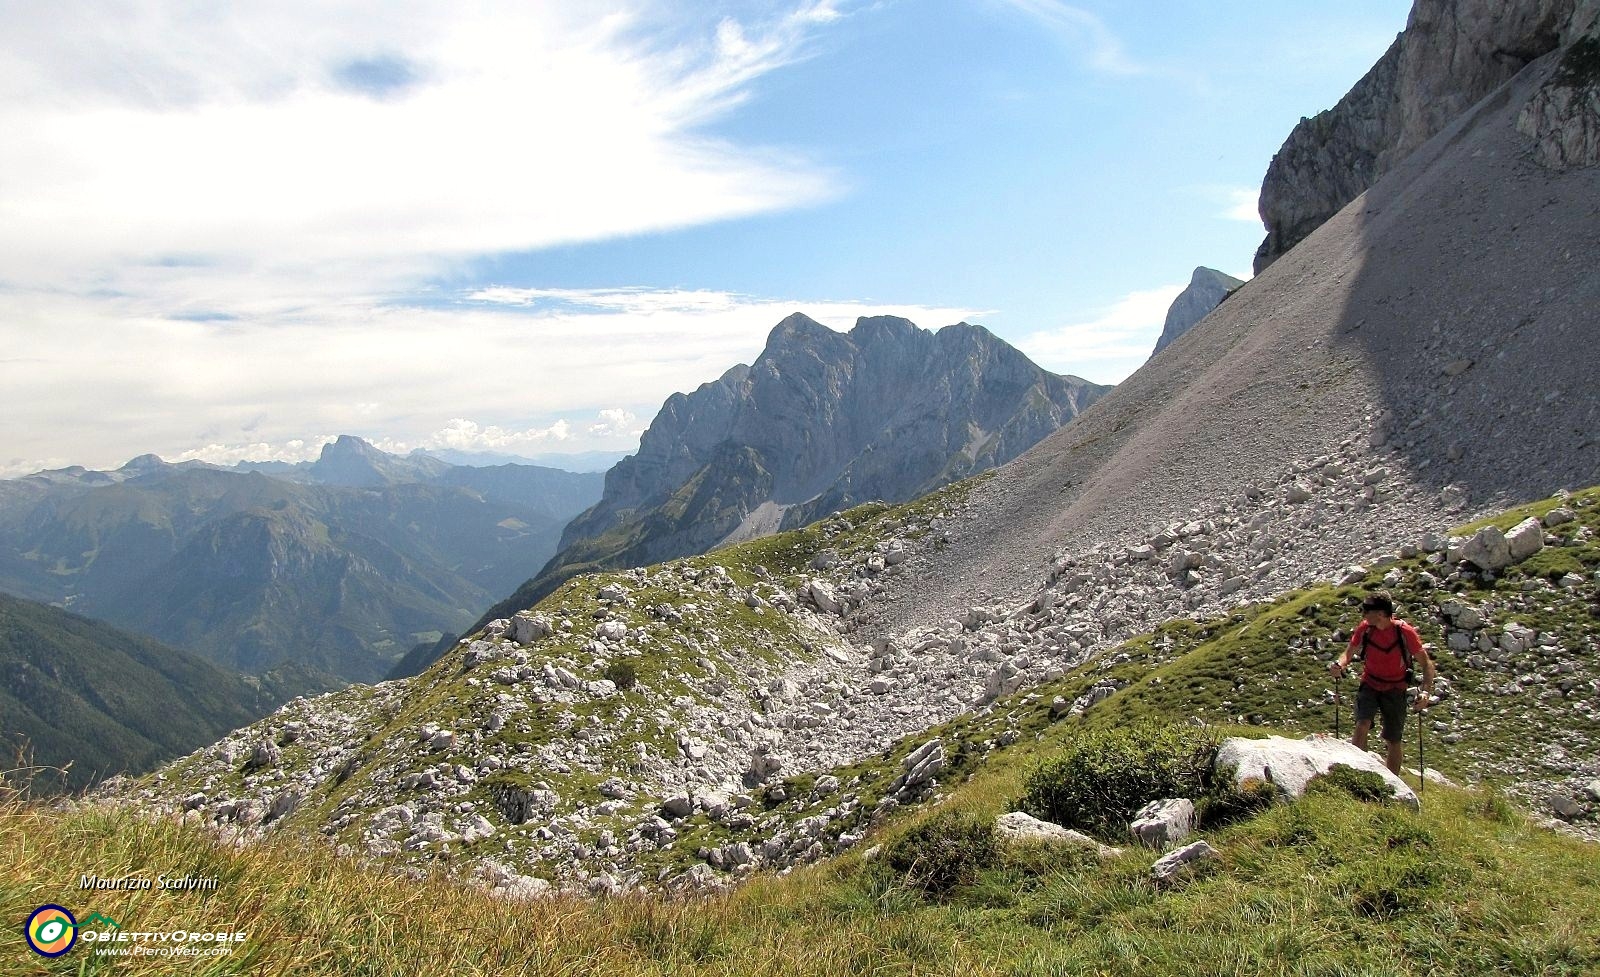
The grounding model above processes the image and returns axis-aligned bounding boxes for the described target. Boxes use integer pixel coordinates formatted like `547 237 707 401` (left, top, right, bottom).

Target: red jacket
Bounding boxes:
1348 620 1422 691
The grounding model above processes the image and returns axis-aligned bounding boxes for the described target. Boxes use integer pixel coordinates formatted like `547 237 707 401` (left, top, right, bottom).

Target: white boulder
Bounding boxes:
1504 517 1545 563
1214 735 1418 810
995 812 1122 857
1129 798 1197 849
1150 841 1218 882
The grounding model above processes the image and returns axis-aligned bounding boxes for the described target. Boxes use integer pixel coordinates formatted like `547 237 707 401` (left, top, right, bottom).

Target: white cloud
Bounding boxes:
1015 284 1186 385
587 409 639 438
173 439 329 467
990 0 1143 76
1223 187 1262 224
0 1 884 472
468 287 743 316
0 2 844 289
0 284 981 472
0 455 71 479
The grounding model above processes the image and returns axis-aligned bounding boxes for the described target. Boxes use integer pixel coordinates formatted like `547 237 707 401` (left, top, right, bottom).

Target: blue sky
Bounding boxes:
0 0 1411 473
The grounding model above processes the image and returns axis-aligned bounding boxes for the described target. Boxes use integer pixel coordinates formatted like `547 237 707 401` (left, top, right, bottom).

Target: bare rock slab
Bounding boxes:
1215 735 1419 810
995 812 1123 858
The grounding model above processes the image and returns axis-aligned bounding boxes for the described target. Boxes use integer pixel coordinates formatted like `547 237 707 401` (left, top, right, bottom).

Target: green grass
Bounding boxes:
5 739 1597 975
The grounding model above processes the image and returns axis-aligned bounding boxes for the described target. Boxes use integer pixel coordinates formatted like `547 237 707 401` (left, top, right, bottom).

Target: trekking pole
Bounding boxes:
1417 692 1426 797
1334 672 1342 740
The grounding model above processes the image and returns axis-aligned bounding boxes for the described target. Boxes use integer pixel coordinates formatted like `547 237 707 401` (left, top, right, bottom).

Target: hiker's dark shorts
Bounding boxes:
1355 684 1408 743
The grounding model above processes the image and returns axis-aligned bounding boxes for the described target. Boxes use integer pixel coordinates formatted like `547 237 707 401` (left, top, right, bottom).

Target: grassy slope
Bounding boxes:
0 593 328 796
3 489 1597 974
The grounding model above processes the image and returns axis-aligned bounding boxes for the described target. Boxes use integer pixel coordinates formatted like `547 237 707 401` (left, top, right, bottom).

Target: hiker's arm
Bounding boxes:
1329 634 1358 677
1411 634 1437 710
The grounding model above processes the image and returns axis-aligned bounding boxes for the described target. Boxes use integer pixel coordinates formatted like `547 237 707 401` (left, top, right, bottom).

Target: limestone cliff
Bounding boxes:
1254 0 1600 272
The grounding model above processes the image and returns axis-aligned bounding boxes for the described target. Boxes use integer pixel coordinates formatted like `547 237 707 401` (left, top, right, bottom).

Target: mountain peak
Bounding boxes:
767 312 834 346
848 315 917 341
310 435 401 487
1149 267 1245 359
320 435 383 459
120 453 168 472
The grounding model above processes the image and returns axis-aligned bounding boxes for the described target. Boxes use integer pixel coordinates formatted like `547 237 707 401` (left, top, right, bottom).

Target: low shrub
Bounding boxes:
1199 774 1281 828
604 658 639 691
884 811 998 897
1018 722 1220 839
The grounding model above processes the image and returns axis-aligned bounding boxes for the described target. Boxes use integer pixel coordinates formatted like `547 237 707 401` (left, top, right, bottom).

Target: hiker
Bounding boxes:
1328 591 1436 775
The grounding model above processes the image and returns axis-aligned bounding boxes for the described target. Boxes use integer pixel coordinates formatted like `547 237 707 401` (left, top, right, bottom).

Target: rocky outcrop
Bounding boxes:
1255 0 1600 271
479 314 1109 620
1150 267 1244 358
1517 34 1600 168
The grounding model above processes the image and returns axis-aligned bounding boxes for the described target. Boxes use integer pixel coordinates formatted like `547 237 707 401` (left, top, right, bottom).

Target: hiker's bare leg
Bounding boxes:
1353 719 1372 751
1385 739 1403 776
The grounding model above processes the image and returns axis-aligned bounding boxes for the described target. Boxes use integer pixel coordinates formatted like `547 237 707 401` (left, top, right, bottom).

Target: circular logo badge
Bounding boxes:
25 905 78 957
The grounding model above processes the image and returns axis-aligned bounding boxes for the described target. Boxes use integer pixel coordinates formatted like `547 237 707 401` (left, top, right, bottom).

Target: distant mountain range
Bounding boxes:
0 590 329 795
412 314 1108 675
0 437 602 685
411 448 632 472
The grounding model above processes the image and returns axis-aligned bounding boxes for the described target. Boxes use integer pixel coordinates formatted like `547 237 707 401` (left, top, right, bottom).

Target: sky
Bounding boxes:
0 0 1413 475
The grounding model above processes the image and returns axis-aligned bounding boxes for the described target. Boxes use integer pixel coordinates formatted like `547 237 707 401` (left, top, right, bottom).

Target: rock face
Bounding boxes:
1150 268 1244 358
486 314 1108 618
1517 33 1600 168
1254 0 1600 271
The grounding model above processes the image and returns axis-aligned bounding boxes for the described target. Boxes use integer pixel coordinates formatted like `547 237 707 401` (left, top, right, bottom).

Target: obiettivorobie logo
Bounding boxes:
24 905 77 957
23 904 246 959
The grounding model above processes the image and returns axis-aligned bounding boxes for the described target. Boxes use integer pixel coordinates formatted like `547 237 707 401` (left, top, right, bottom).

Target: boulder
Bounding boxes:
1214 735 1418 810
1543 507 1577 527
1129 798 1197 849
902 739 945 787
247 739 282 770
265 789 304 823
1459 526 1512 571
995 812 1123 857
1337 566 1369 585
511 613 554 644
1548 794 1584 821
807 580 843 615
1505 517 1545 563
1150 840 1218 882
